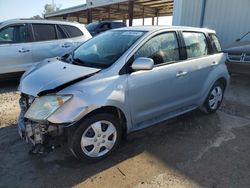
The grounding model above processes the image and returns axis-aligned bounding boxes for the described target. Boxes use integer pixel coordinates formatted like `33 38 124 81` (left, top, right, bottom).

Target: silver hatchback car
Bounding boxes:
18 26 230 161
0 19 91 79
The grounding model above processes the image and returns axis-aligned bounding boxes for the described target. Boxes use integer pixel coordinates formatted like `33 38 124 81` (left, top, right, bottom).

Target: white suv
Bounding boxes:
0 19 92 78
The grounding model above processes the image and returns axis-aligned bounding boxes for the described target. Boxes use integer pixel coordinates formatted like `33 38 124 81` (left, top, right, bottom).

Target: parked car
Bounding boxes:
86 21 126 36
0 19 92 79
225 31 250 75
18 26 229 161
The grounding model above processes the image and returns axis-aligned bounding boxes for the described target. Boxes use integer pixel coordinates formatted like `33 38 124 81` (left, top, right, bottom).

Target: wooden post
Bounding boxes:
108 6 111 20
152 17 155 25
87 9 92 24
142 6 145 26
63 14 68 20
156 9 159 25
128 0 134 26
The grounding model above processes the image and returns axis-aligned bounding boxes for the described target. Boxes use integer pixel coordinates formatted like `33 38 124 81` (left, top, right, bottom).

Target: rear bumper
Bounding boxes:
226 61 250 75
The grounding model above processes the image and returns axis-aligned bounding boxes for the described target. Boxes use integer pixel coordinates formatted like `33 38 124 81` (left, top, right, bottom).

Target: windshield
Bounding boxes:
86 22 99 32
73 30 145 68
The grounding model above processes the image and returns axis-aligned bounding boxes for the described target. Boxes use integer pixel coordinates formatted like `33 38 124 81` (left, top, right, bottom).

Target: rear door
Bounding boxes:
180 31 217 103
31 23 73 63
60 24 85 48
0 24 32 74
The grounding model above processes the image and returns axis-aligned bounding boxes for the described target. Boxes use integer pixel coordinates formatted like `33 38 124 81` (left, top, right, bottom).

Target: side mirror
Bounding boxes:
131 57 154 71
236 38 241 42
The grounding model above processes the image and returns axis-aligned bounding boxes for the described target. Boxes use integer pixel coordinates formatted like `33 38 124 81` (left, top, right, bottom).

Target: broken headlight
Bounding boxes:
25 95 72 121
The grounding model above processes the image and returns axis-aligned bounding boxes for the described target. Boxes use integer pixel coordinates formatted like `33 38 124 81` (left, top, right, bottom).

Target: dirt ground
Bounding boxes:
0 75 250 188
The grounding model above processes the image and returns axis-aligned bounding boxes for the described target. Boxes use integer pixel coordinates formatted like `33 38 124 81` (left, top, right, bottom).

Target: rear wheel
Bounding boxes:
70 113 122 162
204 82 225 113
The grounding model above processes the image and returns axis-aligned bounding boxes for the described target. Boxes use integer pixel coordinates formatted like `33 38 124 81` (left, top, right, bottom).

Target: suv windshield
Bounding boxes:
86 22 99 32
73 30 145 68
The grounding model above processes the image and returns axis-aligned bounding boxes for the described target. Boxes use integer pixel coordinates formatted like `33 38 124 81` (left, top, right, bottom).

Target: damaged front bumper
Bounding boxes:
18 94 70 153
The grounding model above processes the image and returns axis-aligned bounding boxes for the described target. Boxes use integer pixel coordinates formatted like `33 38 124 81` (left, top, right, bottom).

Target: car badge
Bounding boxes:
240 53 246 62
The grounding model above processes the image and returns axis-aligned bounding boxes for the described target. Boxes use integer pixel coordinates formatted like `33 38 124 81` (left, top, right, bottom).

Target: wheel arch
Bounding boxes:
79 106 128 139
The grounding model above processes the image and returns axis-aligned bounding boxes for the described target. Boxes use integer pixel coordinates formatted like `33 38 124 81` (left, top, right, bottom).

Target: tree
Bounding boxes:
31 15 43 19
31 3 61 19
43 4 61 14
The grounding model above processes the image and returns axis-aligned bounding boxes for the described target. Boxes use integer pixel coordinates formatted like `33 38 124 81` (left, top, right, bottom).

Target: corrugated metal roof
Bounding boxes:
45 0 173 23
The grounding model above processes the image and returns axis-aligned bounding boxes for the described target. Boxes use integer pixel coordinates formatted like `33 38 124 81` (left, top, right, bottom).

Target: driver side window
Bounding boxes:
134 32 180 66
0 25 28 44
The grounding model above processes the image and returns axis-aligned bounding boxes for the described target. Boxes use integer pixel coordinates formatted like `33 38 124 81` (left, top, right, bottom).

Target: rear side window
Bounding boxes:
134 32 180 65
183 32 208 59
209 34 222 53
33 24 56 41
61 25 83 38
0 24 28 44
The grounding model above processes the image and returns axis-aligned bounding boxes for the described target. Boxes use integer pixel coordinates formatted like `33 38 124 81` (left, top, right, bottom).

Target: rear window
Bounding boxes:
112 22 126 29
183 32 208 59
33 24 56 41
86 22 98 32
61 25 83 38
209 34 222 53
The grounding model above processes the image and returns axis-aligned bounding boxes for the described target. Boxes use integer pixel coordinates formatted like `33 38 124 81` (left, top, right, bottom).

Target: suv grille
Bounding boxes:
227 53 250 63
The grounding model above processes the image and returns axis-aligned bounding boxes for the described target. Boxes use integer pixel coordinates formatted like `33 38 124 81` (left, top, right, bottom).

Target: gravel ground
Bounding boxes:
0 75 250 188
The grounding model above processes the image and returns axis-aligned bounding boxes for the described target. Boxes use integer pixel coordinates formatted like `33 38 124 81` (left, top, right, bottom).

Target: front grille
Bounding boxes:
227 53 250 63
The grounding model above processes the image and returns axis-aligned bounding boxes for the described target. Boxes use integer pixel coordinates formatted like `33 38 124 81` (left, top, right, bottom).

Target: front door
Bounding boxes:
0 24 32 74
127 32 191 126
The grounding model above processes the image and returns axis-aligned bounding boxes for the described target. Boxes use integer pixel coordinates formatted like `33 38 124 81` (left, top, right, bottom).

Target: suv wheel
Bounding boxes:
70 113 122 161
204 82 225 113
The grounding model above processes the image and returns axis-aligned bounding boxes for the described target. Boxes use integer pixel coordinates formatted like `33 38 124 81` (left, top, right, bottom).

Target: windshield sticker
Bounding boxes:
122 31 143 36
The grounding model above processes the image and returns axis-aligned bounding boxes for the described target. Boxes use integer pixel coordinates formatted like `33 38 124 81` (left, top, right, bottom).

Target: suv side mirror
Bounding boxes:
236 38 241 42
131 57 154 71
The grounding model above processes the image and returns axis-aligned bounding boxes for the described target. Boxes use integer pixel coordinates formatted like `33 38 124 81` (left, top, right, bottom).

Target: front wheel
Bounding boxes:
70 113 122 162
204 82 225 113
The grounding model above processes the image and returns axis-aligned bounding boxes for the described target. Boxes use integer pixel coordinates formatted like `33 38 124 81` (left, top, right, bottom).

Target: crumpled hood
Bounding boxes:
224 41 250 54
19 59 100 96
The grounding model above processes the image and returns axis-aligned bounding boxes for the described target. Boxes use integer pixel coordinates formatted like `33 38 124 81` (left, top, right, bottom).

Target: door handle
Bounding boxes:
211 61 219 66
61 43 72 48
18 48 30 53
176 71 188 78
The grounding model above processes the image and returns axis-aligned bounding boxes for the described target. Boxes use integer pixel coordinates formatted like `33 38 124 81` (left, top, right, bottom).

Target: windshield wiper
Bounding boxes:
61 52 73 63
73 58 109 69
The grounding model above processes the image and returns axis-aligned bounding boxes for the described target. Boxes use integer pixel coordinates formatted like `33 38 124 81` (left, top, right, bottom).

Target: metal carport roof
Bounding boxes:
45 0 174 26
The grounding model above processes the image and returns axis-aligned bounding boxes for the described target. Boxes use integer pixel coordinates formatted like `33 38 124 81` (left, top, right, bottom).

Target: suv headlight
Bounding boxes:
25 95 72 121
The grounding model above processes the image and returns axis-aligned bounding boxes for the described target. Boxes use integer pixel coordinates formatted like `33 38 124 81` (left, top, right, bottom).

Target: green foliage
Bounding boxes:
31 3 61 19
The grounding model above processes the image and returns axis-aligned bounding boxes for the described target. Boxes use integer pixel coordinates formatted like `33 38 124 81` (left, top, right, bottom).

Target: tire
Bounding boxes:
69 113 122 162
204 82 225 114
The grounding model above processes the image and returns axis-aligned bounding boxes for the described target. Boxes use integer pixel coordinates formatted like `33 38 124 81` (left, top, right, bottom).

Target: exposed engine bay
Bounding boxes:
18 94 65 154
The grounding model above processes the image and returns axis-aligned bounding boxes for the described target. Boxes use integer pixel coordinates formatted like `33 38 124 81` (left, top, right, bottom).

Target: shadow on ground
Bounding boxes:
0 75 250 188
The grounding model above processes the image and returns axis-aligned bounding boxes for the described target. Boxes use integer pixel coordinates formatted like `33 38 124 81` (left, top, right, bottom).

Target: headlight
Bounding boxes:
25 95 72 121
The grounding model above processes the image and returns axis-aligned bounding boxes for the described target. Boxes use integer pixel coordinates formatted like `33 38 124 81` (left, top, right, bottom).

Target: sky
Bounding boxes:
0 0 172 25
